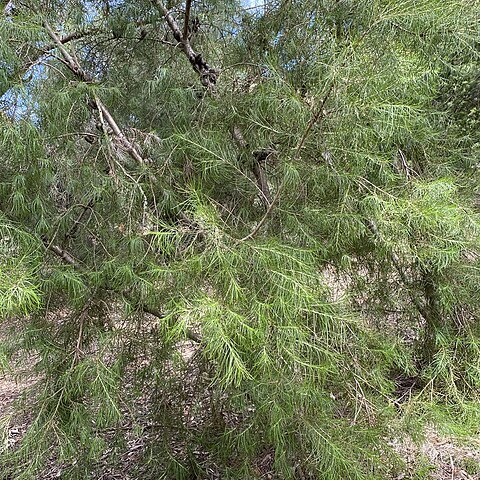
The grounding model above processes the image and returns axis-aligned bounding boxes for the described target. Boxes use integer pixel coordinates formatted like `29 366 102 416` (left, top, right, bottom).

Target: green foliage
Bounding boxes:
1 0 480 478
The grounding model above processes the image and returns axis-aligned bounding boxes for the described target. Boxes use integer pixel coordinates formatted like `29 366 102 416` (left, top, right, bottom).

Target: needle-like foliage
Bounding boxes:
1 1 480 478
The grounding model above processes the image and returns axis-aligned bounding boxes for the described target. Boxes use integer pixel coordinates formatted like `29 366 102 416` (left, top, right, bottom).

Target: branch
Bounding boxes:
232 126 274 209
2 0 13 15
240 83 335 241
63 200 95 247
231 125 248 148
240 185 279 241
141 304 201 343
293 82 335 162
365 219 429 322
95 97 146 165
0 29 96 99
43 21 149 166
183 0 192 40
151 0 217 88
43 21 92 81
41 24 195 336
154 2 277 221
47 243 79 268
45 241 201 343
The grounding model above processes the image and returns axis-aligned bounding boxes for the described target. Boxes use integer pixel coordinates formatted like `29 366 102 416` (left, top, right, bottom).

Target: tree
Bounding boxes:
1 1 480 478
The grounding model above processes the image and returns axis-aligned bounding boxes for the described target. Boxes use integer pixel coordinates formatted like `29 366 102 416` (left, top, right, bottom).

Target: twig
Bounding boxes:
240 187 281 242
71 301 92 368
294 83 334 160
63 200 95 246
231 125 247 148
47 243 79 267
397 148 417 180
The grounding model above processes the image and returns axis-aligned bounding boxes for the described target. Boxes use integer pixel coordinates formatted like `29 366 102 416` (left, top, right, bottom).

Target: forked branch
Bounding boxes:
43 21 148 166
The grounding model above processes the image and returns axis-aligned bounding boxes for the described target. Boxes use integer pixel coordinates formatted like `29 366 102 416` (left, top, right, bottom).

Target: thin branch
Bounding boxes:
47 244 80 268
293 82 335 161
231 125 248 148
141 304 200 343
70 299 94 368
240 186 279 241
94 96 146 165
240 83 335 241
153 1 185 42
63 200 95 246
45 241 201 343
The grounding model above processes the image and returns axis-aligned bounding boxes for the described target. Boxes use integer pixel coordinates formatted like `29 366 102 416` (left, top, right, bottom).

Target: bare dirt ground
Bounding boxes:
0 370 31 454
389 427 480 480
0 376 25 415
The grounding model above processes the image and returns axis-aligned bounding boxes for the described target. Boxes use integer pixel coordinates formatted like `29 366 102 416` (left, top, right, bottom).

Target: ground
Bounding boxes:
389 427 480 479
0 375 30 477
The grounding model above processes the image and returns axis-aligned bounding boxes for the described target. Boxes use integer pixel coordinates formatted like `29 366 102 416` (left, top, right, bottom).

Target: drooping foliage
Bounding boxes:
1 1 480 478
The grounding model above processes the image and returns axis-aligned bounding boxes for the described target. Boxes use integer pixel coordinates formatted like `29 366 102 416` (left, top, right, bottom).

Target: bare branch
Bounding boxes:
151 0 217 88
43 21 92 81
95 97 146 165
0 29 97 99
42 21 149 166
183 0 192 40
231 126 248 149
47 244 81 268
